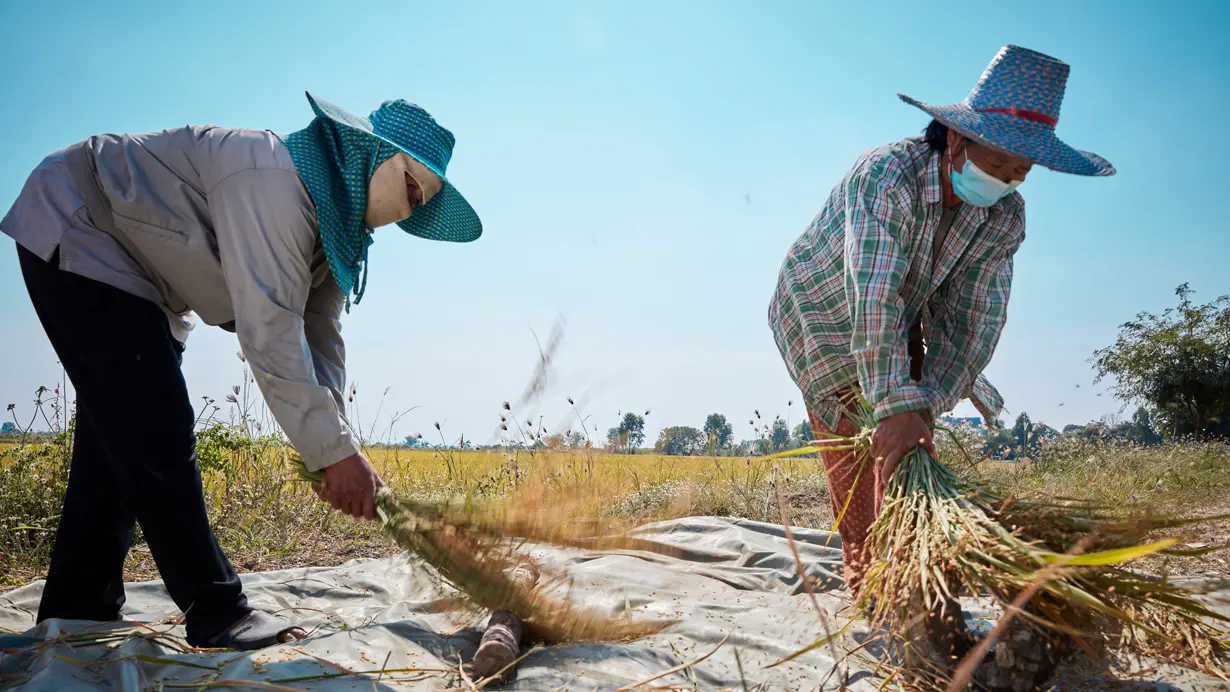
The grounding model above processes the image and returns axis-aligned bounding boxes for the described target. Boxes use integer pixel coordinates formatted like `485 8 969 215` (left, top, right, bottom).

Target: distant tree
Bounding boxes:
983 427 1017 459
1092 283 1230 440
793 421 814 445
607 412 646 453
1004 411 1056 459
0 422 17 435
1011 412 1033 453
769 416 791 452
621 413 646 451
606 426 623 450
1125 407 1164 445
655 426 705 456
752 438 772 456
979 412 1048 459
1089 408 1164 446
1064 420 1112 444
566 431 586 448
1033 424 1060 443
703 413 734 453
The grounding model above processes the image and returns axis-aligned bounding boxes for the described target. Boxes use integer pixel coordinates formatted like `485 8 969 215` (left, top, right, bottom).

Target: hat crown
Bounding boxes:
964 45 1069 125
368 99 456 175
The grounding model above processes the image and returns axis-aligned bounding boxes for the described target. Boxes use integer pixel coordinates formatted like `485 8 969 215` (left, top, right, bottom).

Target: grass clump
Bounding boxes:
0 428 72 587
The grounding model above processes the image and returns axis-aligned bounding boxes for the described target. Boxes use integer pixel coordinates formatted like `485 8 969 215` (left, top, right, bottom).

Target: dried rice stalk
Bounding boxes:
769 395 1230 685
288 454 676 644
854 405 1230 682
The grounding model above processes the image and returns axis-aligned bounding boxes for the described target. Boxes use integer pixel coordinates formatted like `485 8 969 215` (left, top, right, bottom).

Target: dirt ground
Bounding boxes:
1134 504 1230 581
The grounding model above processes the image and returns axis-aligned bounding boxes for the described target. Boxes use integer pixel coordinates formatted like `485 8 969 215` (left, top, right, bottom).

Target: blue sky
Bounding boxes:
1 0 1227 445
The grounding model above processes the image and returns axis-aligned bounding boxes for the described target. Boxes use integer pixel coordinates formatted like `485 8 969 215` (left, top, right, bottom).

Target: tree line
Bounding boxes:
649 413 815 457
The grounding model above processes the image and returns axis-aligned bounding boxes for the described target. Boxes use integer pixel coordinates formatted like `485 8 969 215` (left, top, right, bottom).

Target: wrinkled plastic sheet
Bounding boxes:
1 517 1226 690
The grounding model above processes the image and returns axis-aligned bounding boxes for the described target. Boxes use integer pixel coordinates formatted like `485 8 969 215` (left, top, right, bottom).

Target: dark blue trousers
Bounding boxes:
18 244 249 643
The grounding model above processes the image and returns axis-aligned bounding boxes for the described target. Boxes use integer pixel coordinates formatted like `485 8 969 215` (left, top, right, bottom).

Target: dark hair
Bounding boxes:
923 118 948 152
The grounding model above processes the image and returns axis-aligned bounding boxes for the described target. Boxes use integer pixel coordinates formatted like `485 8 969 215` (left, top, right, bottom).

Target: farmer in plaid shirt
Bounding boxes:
769 126 1017 594
768 44 1115 607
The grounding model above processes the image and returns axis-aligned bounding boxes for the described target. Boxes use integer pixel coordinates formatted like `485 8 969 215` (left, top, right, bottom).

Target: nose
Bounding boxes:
1002 170 1029 185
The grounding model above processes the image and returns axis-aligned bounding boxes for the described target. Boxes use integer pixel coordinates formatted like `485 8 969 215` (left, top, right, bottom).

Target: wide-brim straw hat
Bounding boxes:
898 45 1115 177
305 91 482 242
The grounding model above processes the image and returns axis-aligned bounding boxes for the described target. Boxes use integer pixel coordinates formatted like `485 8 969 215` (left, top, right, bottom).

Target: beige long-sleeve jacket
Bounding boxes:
1 125 359 471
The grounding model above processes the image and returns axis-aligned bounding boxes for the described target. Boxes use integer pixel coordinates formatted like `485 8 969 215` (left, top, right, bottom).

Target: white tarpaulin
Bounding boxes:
1 517 1226 690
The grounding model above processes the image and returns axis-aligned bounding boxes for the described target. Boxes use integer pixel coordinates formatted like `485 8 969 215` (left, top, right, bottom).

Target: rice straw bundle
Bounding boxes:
868 449 1227 680
773 396 1230 686
288 453 676 644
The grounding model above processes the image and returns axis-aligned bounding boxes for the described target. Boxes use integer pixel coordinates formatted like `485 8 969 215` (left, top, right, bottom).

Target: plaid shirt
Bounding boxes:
769 136 1023 431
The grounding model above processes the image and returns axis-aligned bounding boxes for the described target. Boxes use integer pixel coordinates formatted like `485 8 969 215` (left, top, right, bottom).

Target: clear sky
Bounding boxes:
1 0 1227 446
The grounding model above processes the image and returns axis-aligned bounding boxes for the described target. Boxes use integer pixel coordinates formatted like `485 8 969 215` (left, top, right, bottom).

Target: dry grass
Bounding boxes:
5 423 1229 588
4 422 1230 574
0 431 835 589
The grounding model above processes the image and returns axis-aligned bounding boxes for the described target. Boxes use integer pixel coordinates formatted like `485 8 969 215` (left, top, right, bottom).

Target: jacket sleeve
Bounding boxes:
921 206 1025 420
843 158 934 422
208 168 361 472
304 262 350 421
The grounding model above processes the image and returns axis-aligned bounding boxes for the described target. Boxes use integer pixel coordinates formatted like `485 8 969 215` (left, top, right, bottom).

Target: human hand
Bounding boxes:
870 411 936 500
313 452 385 520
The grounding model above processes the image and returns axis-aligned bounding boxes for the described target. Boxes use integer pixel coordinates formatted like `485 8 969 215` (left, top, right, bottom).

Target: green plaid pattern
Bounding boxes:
768 136 1024 430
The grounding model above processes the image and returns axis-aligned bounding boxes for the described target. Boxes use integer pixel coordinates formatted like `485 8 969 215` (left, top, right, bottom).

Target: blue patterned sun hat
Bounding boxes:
304 92 482 242
281 92 481 308
898 45 1115 177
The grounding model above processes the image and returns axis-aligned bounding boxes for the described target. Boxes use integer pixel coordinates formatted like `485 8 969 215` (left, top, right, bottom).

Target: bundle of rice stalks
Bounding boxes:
773 397 1230 687
288 454 676 645
867 449 1227 682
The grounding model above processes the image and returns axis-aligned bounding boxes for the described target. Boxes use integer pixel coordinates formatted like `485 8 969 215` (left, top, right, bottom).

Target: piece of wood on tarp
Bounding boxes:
469 561 539 680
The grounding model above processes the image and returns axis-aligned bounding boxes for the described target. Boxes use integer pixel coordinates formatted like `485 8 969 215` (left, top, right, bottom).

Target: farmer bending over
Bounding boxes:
767 43 1114 671
1 93 481 649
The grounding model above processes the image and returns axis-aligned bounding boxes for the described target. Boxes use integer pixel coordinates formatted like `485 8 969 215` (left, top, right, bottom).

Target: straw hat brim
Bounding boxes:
899 94 1115 177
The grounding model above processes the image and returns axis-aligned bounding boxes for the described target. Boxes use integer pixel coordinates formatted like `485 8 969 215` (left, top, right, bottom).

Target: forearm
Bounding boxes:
237 306 360 471
244 342 361 471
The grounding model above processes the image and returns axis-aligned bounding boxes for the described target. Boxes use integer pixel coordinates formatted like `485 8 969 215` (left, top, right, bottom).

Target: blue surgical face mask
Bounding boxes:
950 147 1021 208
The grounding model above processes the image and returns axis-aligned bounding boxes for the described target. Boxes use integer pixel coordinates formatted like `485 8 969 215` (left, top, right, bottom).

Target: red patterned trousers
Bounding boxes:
808 405 878 596
809 324 924 594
